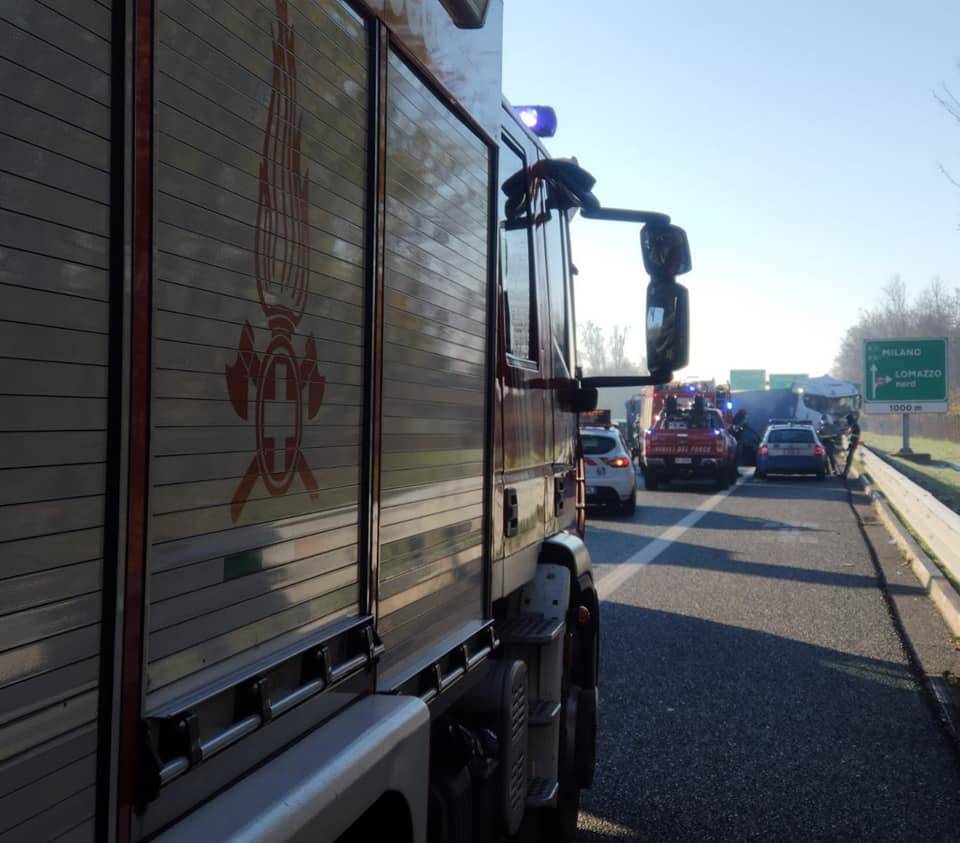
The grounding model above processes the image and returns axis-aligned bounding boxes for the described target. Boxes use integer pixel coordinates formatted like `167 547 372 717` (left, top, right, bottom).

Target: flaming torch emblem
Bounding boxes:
226 0 325 522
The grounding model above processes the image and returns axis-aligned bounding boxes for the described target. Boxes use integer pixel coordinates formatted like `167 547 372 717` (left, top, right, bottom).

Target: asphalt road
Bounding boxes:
578 470 960 841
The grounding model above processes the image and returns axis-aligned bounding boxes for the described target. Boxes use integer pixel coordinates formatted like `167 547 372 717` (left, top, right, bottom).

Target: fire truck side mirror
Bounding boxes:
642 222 691 375
641 224 691 277
570 385 599 414
646 277 690 374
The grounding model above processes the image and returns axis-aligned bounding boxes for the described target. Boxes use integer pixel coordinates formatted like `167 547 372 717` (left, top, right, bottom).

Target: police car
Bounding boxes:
755 420 828 480
582 426 638 514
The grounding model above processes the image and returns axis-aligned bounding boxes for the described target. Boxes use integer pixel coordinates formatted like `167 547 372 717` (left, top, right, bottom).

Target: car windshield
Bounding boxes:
802 393 860 417
582 434 618 455
767 429 815 444
660 412 720 430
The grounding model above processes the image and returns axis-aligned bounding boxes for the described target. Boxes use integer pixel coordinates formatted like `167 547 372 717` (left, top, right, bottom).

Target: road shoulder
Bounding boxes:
847 473 960 749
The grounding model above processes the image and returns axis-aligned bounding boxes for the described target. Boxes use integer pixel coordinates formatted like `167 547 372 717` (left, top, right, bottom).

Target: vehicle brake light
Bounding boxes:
814 445 824 456
604 457 631 468
759 445 769 457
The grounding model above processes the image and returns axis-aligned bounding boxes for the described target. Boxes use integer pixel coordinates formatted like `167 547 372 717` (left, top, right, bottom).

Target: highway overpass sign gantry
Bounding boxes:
730 369 766 391
768 373 808 390
863 338 948 414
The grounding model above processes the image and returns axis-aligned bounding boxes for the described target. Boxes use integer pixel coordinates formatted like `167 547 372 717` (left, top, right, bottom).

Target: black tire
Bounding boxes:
755 469 766 480
645 471 659 491
816 470 826 481
716 470 729 491
620 491 637 515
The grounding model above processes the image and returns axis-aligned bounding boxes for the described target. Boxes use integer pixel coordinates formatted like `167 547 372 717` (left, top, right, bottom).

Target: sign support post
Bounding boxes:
900 412 912 455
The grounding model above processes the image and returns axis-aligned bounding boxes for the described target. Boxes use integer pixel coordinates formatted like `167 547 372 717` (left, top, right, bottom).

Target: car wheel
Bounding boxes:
816 470 826 481
755 470 766 480
620 492 637 515
645 471 659 491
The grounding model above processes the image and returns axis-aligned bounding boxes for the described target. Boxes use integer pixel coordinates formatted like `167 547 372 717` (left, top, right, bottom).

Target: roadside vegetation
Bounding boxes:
863 432 960 514
834 277 960 514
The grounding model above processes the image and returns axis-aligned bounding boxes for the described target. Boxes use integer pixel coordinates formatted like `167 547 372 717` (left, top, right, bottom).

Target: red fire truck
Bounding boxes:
651 381 734 426
641 382 737 490
0 2 692 841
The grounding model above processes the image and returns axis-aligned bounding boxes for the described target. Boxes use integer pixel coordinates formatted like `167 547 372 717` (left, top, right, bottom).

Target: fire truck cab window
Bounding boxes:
499 138 537 362
545 207 571 378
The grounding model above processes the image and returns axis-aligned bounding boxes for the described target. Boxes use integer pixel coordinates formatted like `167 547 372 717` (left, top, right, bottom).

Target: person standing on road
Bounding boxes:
818 414 839 475
730 408 748 474
841 413 861 478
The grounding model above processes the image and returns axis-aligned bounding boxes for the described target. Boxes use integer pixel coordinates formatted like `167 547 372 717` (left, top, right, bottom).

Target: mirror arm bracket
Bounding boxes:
579 206 671 226
580 372 673 389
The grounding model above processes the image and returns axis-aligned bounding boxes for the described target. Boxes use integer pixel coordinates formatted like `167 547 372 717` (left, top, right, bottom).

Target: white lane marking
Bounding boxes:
596 475 749 601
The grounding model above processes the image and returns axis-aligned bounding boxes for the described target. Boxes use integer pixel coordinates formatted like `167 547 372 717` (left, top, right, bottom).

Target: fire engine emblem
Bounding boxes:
226 0 324 522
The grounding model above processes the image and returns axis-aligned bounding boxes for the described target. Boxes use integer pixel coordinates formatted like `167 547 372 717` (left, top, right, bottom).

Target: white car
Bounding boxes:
581 426 638 514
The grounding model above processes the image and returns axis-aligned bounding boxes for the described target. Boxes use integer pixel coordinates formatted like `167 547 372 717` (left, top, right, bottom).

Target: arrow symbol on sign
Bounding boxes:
870 363 893 399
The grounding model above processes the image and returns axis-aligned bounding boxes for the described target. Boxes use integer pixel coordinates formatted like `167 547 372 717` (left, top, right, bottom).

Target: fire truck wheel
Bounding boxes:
715 470 729 491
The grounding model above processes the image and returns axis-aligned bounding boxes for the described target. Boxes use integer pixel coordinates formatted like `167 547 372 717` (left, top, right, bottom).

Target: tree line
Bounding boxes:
834 276 960 437
576 322 646 376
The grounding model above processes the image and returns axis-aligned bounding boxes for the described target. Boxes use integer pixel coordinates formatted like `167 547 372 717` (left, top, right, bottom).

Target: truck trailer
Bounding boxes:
731 376 860 428
0 2 692 840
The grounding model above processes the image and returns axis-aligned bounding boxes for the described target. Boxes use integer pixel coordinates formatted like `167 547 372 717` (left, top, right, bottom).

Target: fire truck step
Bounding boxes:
526 776 559 809
528 699 562 727
497 614 564 647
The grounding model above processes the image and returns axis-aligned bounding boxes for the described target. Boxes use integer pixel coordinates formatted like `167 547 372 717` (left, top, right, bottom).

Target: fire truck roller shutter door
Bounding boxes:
145 0 370 710
0 1 116 839
376 51 491 683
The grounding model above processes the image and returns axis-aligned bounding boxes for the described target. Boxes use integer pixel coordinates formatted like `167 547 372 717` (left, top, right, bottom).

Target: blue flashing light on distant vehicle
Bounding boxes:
514 105 558 137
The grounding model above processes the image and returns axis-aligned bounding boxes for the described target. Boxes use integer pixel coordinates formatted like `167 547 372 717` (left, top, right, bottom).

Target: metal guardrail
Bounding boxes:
859 447 960 582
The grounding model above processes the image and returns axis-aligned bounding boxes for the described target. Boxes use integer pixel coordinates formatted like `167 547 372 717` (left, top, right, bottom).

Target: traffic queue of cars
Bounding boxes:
583 405 832 518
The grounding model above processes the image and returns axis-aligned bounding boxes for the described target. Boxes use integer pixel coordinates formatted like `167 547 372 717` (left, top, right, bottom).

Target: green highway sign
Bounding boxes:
863 338 948 414
768 373 808 390
730 369 765 391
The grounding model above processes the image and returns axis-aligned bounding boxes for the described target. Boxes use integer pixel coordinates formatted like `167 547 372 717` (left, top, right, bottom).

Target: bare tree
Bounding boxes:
880 275 910 336
835 276 960 401
934 75 960 193
577 322 646 376
609 325 630 372
578 321 608 374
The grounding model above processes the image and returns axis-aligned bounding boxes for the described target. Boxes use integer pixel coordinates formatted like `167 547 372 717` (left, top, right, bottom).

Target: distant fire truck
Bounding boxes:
652 380 734 426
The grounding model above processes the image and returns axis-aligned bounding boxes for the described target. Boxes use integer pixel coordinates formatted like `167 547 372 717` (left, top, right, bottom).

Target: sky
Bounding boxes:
502 0 960 383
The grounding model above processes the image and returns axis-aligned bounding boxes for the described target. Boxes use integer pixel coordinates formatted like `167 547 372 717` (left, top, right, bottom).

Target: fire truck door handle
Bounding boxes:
504 487 519 537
